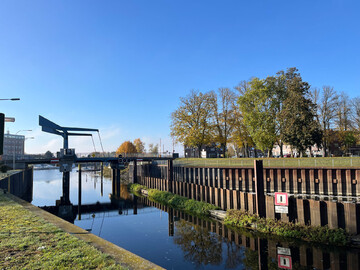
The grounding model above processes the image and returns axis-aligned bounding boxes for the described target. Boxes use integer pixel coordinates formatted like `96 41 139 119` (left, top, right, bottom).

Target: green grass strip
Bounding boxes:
224 209 350 246
0 193 126 270
174 157 360 168
129 184 219 216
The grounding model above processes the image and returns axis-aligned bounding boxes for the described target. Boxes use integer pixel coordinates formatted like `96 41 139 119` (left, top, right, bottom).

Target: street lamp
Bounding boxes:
13 130 32 170
0 98 20 101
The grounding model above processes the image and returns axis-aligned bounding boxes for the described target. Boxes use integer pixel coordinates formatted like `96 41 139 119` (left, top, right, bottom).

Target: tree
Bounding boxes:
352 97 360 131
133 138 145 153
44 150 54 159
335 92 353 131
264 71 287 157
171 90 215 157
148 143 159 154
279 68 322 156
337 130 357 155
238 77 277 156
116 141 137 156
210 88 237 157
315 86 339 156
231 104 254 157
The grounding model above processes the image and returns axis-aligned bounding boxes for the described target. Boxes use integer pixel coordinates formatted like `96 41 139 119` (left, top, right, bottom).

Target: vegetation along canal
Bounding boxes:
33 169 360 269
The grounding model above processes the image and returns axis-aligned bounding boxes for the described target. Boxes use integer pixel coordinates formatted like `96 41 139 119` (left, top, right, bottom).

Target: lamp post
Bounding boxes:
0 98 20 101
13 130 32 170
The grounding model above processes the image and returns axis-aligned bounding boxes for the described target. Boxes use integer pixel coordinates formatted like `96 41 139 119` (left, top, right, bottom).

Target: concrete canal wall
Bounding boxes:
0 167 33 202
135 161 360 234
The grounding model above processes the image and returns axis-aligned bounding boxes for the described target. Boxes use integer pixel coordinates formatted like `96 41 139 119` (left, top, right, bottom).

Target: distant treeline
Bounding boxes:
170 67 360 158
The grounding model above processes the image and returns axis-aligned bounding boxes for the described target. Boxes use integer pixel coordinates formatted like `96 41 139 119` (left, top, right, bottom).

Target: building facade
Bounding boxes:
2 133 25 160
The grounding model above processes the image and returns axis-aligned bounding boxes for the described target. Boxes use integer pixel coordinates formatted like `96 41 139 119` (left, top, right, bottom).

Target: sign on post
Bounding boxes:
275 192 289 214
275 192 288 206
278 254 292 269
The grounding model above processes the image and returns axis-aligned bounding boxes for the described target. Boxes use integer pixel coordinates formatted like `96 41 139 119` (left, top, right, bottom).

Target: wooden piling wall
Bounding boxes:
136 163 360 234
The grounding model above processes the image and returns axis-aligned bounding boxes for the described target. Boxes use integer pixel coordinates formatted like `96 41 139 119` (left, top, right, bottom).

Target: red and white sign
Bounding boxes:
50 158 59 164
275 192 288 206
278 254 292 269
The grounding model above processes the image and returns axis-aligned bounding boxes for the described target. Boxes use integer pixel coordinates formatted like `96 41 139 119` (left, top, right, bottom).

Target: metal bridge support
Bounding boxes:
133 160 137 184
61 171 71 205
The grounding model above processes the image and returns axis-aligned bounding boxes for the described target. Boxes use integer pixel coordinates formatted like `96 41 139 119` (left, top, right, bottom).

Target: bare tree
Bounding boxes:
352 97 360 131
234 80 251 95
335 92 353 131
210 88 237 157
317 86 339 156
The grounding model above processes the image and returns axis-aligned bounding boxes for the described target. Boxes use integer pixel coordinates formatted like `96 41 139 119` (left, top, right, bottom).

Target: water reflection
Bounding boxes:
32 170 360 270
174 219 223 267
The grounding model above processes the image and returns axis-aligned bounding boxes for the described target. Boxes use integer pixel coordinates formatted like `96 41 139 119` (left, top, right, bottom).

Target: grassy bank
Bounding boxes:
129 184 219 216
0 192 125 269
224 209 349 246
174 157 360 168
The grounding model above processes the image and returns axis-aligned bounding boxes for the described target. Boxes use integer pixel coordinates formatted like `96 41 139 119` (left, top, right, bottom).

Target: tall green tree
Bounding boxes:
231 103 254 157
238 78 277 156
171 90 215 157
279 68 322 156
264 71 287 156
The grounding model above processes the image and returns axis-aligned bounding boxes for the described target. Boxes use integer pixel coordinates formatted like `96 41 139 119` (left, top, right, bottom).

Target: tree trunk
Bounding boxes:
221 143 226 158
280 142 284 157
198 146 202 158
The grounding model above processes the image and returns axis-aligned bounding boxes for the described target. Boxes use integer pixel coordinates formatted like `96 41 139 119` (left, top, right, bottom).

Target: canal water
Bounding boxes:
32 169 360 270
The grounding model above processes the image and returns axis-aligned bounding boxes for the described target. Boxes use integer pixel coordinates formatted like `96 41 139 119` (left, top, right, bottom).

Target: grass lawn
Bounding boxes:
174 157 360 168
0 192 125 270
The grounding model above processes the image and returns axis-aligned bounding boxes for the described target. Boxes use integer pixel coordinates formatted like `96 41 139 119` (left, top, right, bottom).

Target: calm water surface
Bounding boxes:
32 169 360 270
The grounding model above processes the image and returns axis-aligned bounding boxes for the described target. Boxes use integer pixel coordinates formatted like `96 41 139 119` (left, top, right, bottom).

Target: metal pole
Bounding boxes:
100 162 103 197
78 164 82 220
13 144 15 169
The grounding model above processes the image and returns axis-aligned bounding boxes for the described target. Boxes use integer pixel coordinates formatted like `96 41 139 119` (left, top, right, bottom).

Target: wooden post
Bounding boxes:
255 160 266 218
167 159 173 192
78 164 82 220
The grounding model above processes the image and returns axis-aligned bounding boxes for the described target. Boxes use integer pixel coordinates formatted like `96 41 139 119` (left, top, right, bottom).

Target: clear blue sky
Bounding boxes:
1 0 359 155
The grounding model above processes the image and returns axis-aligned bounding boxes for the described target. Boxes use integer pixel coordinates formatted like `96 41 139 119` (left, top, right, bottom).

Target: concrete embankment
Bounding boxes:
0 190 164 270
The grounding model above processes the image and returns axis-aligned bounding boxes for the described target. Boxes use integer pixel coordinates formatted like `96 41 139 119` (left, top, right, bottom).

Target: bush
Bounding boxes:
128 184 219 216
224 209 349 246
